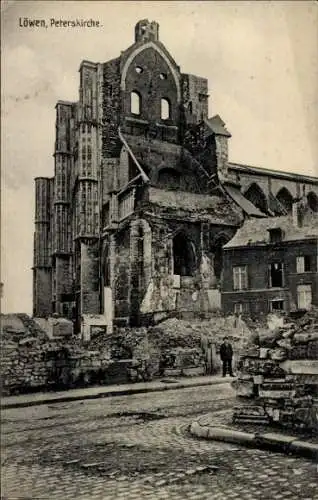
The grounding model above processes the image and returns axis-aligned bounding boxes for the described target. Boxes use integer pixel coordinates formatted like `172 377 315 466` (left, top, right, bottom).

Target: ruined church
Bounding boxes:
33 20 318 333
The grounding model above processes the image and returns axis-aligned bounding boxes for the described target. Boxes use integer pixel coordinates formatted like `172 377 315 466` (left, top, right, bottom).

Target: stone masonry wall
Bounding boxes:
102 58 121 158
81 240 100 314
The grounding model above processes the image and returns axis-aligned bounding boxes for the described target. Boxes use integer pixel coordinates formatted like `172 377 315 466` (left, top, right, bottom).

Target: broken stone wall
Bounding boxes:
1 334 112 396
138 217 236 319
114 228 131 318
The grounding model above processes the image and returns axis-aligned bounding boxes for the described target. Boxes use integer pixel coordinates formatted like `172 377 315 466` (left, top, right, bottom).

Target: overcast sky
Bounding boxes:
1 0 318 314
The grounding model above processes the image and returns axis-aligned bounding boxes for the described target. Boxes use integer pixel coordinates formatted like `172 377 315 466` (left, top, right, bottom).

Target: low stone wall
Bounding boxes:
1 337 113 395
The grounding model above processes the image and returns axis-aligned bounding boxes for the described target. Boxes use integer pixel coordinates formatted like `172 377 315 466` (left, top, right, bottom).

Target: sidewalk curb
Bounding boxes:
1 378 231 410
190 422 318 461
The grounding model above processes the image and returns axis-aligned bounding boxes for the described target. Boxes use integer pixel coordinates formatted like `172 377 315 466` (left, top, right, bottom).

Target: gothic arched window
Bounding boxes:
307 191 318 212
276 187 293 214
244 183 268 214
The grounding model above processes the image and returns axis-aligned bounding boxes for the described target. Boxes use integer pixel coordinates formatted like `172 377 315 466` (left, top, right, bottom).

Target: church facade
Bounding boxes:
33 19 318 333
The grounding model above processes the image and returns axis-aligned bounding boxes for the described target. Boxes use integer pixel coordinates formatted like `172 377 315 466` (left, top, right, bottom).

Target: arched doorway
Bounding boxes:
173 233 197 276
276 187 293 214
244 183 268 214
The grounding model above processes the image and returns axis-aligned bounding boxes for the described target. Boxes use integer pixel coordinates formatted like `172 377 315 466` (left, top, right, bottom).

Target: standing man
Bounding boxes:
220 336 234 377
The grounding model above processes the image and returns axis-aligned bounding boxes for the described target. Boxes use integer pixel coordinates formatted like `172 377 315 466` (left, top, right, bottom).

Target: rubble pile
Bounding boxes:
128 358 159 382
233 309 318 432
1 312 253 394
89 314 251 376
152 315 251 351
88 314 251 353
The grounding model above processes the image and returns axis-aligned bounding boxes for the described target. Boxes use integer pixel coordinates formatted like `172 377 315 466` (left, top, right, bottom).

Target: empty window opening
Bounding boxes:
297 284 312 310
276 188 293 214
270 299 284 312
159 73 167 80
233 266 248 291
244 183 268 214
307 192 318 212
268 227 283 243
296 255 311 273
269 262 284 288
173 233 196 276
131 91 141 115
161 98 170 120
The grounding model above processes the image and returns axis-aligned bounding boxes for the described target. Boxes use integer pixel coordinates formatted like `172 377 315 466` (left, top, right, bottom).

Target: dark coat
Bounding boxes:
220 342 233 361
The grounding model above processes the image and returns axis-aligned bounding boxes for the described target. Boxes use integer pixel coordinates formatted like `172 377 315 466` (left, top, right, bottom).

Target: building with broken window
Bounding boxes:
222 200 318 316
33 19 318 334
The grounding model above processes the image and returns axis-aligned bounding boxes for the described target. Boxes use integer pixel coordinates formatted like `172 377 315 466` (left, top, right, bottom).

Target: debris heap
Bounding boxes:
233 308 318 432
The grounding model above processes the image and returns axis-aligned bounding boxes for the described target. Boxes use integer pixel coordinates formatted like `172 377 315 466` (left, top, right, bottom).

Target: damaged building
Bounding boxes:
33 19 318 334
222 200 318 316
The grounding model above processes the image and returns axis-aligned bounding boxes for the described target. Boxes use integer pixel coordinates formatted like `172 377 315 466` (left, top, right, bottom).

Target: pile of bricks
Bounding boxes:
233 308 318 432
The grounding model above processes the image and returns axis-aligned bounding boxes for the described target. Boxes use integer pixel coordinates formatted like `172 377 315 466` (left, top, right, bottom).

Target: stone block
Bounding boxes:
289 440 318 460
259 348 269 359
295 374 318 385
207 427 256 444
270 348 288 361
181 367 205 377
280 360 318 375
259 389 296 399
190 422 209 438
233 380 254 397
261 433 295 445
293 332 318 343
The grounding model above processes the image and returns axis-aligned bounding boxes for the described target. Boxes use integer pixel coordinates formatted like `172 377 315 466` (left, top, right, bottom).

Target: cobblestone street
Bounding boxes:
2 383 317 499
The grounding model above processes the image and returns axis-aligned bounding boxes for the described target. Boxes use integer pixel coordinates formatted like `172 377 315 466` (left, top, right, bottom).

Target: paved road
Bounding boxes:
2 383 317 499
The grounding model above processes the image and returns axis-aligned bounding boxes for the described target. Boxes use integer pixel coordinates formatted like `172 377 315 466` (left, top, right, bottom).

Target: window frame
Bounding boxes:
270 299 285 312
233 265 248 291
269 261 284 288
297 284 312 310
130 91 141 116
296 255 311 273
234 303 243 314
